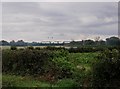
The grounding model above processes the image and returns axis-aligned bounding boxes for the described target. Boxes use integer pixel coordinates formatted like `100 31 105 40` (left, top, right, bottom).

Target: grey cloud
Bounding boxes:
2 2 118 41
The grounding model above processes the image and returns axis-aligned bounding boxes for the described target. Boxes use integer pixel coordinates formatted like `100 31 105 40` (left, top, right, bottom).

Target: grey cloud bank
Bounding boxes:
2 2 118 42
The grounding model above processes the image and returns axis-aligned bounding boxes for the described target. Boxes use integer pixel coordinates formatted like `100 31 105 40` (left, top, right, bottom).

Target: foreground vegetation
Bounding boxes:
2 46 120 88
3 74 52 87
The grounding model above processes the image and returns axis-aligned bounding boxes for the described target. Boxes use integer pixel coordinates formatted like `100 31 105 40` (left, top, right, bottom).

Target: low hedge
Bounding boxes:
2 49 73 80
2 49 52 75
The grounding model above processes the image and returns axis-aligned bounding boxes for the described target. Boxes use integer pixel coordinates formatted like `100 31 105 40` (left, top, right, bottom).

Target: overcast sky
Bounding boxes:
2 2 118 42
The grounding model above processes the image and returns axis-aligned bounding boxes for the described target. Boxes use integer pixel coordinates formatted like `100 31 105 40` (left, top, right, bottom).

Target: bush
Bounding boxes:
45 46 66 51
67 46 120 53
10 46 17 50
92 49 120 88
35 47 41 50
2 49 52 76
2 49 74 80
27 46 34 50
42 50 74 79
68 46 103 53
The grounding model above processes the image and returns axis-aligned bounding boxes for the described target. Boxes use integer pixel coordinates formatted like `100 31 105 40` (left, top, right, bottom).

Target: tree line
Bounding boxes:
0 36 120 46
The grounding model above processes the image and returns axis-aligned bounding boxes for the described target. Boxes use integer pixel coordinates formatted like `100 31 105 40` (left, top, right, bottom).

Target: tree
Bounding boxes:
84 39 95 45
0 40 9 46
98 40 106 45
16 40 27 46
10 40 16 46
106 37 120 46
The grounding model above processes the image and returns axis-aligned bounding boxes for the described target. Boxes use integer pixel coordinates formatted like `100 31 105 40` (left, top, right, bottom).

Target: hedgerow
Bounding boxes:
92 48 120 88
2 48 74 80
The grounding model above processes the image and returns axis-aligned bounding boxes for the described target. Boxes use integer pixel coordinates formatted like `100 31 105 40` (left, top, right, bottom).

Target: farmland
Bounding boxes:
1 46 51 49
1 1 120 88
2 45 120 88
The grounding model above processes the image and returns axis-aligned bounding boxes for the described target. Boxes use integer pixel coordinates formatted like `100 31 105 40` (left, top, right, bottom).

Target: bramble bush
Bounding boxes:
2 48 74 80
92 48 120 88
2 49 52 76
51 50 75 79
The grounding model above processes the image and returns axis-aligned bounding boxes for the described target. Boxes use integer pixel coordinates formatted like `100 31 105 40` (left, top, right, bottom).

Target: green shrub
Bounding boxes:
35 47 41 50
10 46 17 50
43 50 74 79
92 49 120 88
51 57 74 79
2 49 52 76
2 49 73 80
27 46 34 50
45 46 65 51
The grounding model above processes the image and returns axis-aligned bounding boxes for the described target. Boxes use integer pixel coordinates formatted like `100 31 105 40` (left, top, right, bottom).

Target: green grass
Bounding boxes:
2 74 77 88
1 46 64 50
2 74 53 87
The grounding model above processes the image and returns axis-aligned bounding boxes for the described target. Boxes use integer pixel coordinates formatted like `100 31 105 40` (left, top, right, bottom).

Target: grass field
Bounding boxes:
2 52 98 87
1 46 44 49
0 46 71 49
1 46 66 50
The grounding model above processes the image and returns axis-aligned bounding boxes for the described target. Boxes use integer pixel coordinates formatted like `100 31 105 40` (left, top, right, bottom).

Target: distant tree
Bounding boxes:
10 40 16 46
16 40 27 46
0 40 9 46
106 37 120 46
94 36 100 45
30 42 39 46
0 41 1 45
98 40 106 45
84 39 95 45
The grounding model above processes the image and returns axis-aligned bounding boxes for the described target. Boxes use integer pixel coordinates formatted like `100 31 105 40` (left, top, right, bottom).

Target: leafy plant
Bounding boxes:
92 49 120 88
